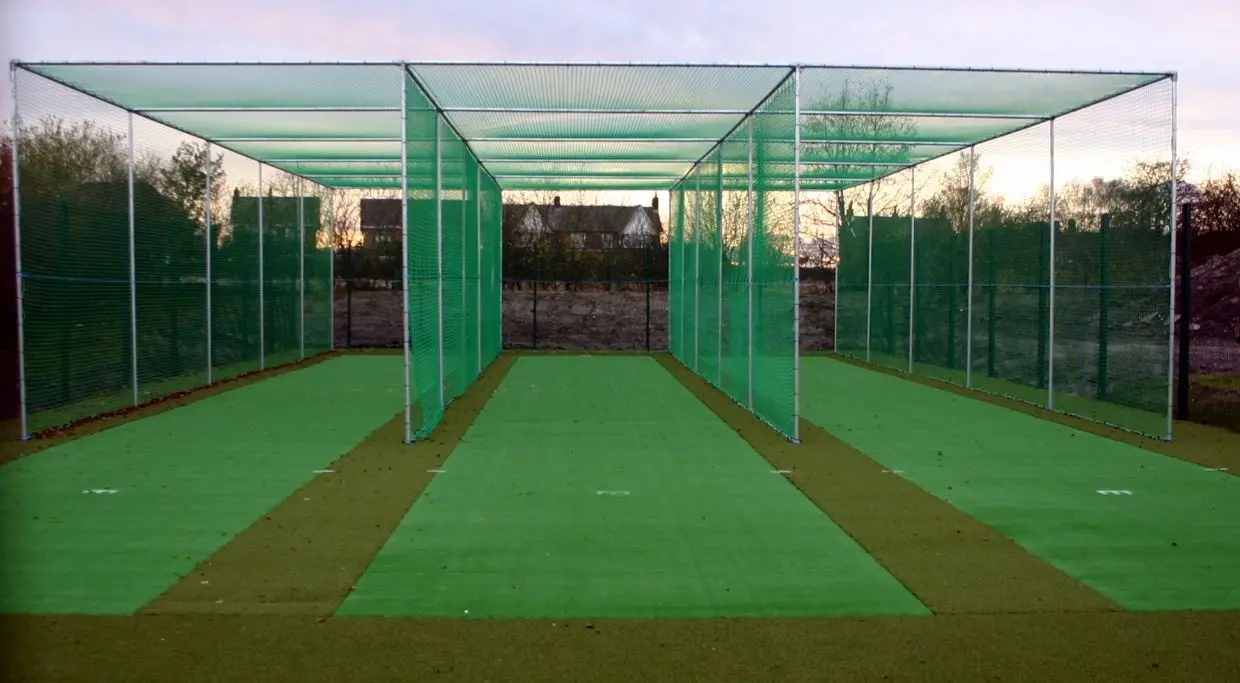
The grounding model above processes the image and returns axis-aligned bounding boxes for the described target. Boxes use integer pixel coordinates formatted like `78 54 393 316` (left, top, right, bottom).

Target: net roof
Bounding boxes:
15 61 1172 192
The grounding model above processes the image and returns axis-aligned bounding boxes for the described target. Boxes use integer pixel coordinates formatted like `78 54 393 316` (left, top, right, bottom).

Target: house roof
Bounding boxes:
505 203 663 235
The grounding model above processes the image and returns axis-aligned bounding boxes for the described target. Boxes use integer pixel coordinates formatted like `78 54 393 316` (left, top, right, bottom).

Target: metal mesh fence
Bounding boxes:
833 78 1176 438
13 68 337 437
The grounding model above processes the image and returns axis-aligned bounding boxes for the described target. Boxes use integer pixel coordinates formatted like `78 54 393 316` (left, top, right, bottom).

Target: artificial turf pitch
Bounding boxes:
340 355 927 618
3 350 1239 682
801 357 1240 612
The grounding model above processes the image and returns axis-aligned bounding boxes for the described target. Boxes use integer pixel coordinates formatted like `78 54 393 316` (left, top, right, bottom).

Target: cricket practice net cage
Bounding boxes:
7 62 1175 441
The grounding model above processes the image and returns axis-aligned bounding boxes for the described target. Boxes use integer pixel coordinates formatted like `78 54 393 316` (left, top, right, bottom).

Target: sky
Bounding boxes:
3 0 1237 206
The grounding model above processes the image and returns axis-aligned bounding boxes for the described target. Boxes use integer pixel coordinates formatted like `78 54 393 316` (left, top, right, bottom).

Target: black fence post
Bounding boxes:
644 237 652 352
1176 204 1193 420
344 246 353 348
1098 213 1111 401
532 237 539 349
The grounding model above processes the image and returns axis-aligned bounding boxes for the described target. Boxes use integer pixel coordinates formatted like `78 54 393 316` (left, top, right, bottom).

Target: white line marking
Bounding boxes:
596 490 630 496
881 469 904 475
82 488 117 495
1097 490 1133 495
1204 467 1229 472
428 469 445 473
313 469 335 474
772 469 793 475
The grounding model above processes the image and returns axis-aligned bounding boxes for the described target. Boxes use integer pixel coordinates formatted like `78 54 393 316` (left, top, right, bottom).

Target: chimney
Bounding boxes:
553 195 561 206
651 195 659 211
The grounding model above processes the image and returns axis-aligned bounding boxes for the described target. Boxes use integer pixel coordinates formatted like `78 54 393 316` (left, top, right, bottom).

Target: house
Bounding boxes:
505 196 663 250
364 195 664 252
359 197 467 249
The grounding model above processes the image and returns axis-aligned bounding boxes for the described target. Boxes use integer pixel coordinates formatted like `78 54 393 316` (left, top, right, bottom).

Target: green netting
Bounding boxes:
670 74 799 441
20 63 1169 193
402 72 503 441
831 80 1175 438
13 69 336 437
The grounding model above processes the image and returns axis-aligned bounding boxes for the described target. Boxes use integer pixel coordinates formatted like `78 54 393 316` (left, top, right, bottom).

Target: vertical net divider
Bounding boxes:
965 146 976 389
866 176 875 362
792 65 802 443
907 165 915 375
126 111 138 407
401 72 413 444
204 142 214 384
1047 119 1057 410
1164 76 1179 441
746 119 756 409
13 64 29 439
257 164 265 371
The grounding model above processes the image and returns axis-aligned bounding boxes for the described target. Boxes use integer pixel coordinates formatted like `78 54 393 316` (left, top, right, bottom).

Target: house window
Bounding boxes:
570 232 586 250
600 233 616 250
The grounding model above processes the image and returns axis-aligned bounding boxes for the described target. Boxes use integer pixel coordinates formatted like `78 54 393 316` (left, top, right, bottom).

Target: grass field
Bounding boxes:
2 349 1239 682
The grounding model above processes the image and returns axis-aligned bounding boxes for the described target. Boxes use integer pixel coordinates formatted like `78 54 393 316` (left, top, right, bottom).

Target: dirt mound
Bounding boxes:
1190 247 1240 341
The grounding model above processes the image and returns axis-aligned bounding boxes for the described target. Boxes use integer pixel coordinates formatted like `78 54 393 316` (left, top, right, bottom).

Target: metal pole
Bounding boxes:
476 165 483 372
907 165 915 374
258 163 265 370
205 142 213 383
793 65 802 442
747 119 755 409
11 65 30 439
866 172 874 363
328 188 335 351
461 163 468 383
716 150 724 387
1047 119 1057 410
436 116 445 411
400 80 412 442
128 112 138 405
298 178 305 361
965 147 976 389
1167 75 1180 439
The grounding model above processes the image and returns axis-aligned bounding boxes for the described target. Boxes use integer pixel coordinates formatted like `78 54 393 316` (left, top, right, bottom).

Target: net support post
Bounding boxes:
476 165 483 372
866 174 875 363
435 116 445 412
400 77 413 443
205 142 214 384
127 112 139 406
1167 74 1181 439
792 65 802 443
907 165 916 374
328 189 335 352
257 163 265 371
746 119 756 410
1047 119 1057 410
11 64 29 440
1097 213 1111 400
298 178 305 361
716 151 724 388
964 147 976 389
